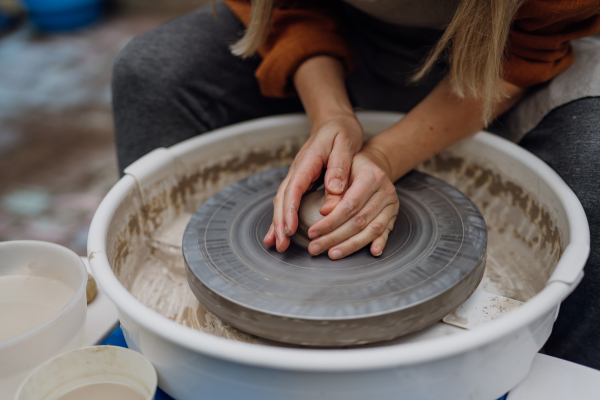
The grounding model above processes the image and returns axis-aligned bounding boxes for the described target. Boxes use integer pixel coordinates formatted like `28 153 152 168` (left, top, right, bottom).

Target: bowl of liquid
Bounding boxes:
15 346 157 400
0 241 87 397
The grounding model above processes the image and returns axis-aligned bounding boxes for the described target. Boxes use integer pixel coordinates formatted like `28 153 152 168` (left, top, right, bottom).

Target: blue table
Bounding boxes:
101 326 507 400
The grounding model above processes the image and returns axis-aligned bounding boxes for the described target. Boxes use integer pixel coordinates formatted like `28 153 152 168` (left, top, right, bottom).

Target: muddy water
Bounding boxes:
54 383 146 400
0 276 75 342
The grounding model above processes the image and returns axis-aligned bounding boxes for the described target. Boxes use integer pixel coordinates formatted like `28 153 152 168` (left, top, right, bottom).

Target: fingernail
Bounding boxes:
330 249 343 259
373 246 382 257
308 229 318 239
284 226 289 237
330 178 343 192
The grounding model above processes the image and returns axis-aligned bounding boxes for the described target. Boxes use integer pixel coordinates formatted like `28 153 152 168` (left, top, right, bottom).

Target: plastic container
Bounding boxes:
88 112 589 400
22 0 103 31
0 241 87 398
15 346 157 400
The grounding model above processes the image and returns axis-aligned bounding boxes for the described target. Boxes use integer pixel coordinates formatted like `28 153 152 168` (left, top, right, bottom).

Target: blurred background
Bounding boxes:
0 0 211 255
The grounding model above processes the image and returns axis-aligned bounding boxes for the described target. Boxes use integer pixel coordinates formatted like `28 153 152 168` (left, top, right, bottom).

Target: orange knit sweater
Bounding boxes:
224 0 600 98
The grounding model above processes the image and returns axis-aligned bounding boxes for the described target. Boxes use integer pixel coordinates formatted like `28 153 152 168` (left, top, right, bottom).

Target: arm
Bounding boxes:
264 56 363 251
306 77 525 259
224 0 353 97
363 77 524 182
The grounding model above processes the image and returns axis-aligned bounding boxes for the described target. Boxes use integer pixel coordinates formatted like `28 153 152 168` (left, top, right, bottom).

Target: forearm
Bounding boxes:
293 56 356 130
364 76 525 181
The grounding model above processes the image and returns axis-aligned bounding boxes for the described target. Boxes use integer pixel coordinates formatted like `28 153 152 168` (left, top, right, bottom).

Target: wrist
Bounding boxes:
360 143 395 181
310 112 364 154
311 107 356 131
312 109 359 134
294 55 357 135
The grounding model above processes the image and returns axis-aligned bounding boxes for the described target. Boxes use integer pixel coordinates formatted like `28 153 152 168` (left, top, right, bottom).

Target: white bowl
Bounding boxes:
15 346 157 400
0 241 87 397
88 112 590 400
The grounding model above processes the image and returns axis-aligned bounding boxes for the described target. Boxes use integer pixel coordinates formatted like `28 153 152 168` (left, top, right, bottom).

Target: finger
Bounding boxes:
328 206 397 260
282 155 324 237
324 137 354 195
320 192 342 216
263 223 276 246
272 176 291 252
308 172 379 239
370 216 397 257
309 196 397 255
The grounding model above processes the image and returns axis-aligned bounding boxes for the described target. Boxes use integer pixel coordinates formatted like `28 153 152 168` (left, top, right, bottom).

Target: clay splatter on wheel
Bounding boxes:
183 167 487 346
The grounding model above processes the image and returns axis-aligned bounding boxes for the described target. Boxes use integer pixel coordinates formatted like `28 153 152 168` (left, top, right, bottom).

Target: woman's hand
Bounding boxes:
306 145 400 259
263 114 363 251
264 55 364 252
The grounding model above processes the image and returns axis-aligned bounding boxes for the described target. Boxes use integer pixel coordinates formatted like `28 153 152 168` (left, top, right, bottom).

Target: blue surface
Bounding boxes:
101 326 509 400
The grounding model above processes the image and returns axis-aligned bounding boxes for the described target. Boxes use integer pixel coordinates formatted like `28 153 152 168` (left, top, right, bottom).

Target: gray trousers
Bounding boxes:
112 4 600 369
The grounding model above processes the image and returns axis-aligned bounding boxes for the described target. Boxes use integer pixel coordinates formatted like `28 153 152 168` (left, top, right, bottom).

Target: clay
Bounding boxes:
86 273 97 304
292 189 325 248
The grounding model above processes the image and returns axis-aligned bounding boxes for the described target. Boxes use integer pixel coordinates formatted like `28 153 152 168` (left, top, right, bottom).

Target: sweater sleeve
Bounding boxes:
224 0 354 97
504 0 600 88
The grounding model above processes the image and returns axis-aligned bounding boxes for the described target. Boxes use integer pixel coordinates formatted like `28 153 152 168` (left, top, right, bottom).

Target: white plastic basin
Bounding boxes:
88 112 589 400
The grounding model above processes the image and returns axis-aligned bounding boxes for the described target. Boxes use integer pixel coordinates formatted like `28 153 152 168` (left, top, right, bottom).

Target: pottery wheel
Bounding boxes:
183 167 487 346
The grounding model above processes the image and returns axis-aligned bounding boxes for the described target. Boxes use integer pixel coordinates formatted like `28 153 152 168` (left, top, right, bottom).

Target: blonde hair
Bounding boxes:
230 0 274 57
231 0 525 124
413 0 525 123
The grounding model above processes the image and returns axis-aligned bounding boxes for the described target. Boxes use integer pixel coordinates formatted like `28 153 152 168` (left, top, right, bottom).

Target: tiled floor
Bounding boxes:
0 15 171 255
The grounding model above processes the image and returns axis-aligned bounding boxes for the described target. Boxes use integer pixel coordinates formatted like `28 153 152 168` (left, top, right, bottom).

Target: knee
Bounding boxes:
112 33 167 103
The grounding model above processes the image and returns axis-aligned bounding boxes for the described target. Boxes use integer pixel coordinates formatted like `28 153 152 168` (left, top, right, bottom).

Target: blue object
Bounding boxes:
21 0 103 31
101 326 509 400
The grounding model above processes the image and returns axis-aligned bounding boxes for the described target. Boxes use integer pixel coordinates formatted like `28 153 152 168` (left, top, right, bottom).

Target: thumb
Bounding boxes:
324 139 353 196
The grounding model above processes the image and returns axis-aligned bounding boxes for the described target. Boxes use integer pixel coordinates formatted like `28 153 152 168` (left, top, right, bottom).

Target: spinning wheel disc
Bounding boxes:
183 168 487 346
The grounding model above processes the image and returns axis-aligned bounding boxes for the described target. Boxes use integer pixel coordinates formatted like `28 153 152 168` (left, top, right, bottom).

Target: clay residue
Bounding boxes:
141 192 168 231
422 152 562 258
113 213 143 277
107 189 146 282
419 151 564 302
169 144 300 213
486 295 522 315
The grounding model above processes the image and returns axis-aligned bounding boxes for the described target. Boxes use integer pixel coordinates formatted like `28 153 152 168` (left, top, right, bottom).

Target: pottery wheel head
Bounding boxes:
183 168 487 346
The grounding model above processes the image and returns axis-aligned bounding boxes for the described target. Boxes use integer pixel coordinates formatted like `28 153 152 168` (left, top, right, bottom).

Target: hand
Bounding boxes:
305 146 400 259
264 114 363 252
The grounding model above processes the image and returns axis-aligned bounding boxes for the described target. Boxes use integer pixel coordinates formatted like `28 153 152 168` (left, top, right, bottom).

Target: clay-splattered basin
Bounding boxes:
88 112 589 400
